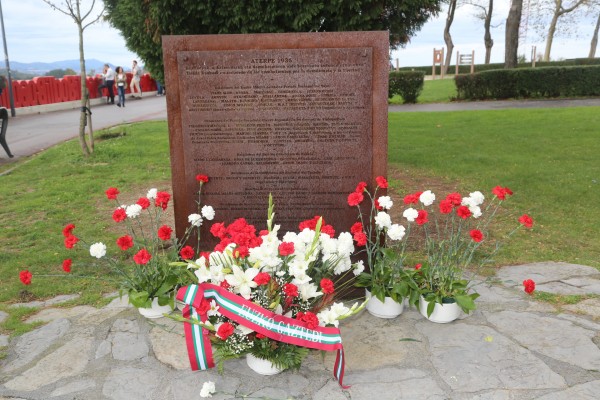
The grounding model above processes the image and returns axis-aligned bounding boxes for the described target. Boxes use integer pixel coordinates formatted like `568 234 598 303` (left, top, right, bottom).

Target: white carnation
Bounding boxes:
200 381 216 398
188 213 203 227
352 260 365 276
89 242 107 259
374 212 392 229
403 207 419 222
387 224 406 241
125 204 142 218
146 188 157 199
469 205 482 219
377 195 394 210
419 190 436 206
201 205 215 220
336 232 355 255
469 191 485 206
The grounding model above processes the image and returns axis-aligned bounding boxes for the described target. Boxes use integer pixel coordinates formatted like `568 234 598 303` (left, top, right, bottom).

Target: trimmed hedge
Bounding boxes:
397 57 600 76
454 65 600 100
389 71 425 103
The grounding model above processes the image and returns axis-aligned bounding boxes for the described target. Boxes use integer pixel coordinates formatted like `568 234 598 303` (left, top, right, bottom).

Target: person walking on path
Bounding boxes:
102 64 116 104
115 66 127 108
130 60 143 99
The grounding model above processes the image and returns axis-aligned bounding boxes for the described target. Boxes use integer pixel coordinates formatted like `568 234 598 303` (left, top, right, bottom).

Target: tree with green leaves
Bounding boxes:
104 0 443 82
45 68 77 78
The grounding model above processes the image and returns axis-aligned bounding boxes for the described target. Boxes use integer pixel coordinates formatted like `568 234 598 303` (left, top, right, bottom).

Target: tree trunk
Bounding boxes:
77 19 91 156
505 0 523 69
484 0 494 64
544 5 561 61
590 13 600 58
443 0 457 74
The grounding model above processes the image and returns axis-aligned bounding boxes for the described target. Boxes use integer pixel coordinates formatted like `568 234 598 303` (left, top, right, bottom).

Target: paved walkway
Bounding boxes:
1 262 599 399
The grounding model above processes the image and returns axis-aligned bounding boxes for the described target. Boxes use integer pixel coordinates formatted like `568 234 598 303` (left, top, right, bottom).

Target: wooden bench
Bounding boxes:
0 107 14 158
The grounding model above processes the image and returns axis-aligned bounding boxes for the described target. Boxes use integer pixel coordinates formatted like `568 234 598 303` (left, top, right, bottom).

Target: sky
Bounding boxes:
1 0 598 70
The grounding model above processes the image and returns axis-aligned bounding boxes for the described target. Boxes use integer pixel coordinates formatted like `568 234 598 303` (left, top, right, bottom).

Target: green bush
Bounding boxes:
389 71 425 103
454 65 600 100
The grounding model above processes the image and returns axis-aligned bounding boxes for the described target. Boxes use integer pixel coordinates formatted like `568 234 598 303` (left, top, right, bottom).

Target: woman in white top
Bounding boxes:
115 66 127 107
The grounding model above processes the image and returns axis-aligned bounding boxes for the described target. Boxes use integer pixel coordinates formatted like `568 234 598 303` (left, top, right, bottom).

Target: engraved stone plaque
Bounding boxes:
163 32 388 246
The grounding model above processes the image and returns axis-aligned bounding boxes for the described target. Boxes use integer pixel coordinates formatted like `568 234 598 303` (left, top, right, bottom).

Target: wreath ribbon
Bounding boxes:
177 283 348 388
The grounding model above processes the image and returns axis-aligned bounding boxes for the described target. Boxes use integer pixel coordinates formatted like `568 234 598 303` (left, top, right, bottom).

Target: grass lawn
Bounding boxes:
1 106 598 335
389 78 457 105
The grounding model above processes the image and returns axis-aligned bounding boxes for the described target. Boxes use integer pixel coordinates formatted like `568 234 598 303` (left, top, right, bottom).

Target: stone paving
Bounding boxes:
1 262 599 400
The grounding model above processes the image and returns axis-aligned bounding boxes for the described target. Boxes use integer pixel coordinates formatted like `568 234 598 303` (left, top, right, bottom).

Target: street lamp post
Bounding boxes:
0 0 16 117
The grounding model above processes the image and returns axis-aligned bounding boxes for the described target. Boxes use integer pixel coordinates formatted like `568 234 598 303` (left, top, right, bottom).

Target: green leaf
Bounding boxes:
455 294 477 313
129 290 150 308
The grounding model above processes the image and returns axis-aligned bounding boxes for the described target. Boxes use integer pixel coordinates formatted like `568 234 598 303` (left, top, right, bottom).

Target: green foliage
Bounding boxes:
250 338 310 371
389 71 425 103
45 68 77 78
104 0 443 82
454 66 600 100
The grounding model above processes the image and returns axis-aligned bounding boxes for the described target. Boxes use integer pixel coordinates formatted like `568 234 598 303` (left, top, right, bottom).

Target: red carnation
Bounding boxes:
64 235 79 249
256 333 267 339
415 209 429 225
278 242 295 256
62 259 72 273
19 270 32 285
136 197 150 210
299 216 320 231
197 298 211 315
320 278 335 294
180 245 195 260
456 206 472 219
347 191 364 207
220 280 231 289
350 222 363 235
403 193 419 205
196 174 209 184
470 229 484 243
253 272 271 286
133 249 152 265
519 214 534 228
157 225 173 241
155 191 171 210
112 208 127 223
217 322 235 340
296 311 319 329
415 263 422 270
355 181 367 193
233 246 249 258
62 223 75 237
374 198 383 210
320 224 336 238
492 186 513 201
523 279 536 294
283 283 298 298
446 192 462 206
376 176 388 188
105 187 119 200
210 222 227 239
116 235 134 250
439 199 453 214
353 231 367 246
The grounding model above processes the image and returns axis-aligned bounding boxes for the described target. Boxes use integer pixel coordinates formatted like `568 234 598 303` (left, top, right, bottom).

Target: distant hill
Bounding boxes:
9 59 108 76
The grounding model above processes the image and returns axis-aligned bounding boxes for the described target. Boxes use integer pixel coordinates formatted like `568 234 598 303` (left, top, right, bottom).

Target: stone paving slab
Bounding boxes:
1 262 600 399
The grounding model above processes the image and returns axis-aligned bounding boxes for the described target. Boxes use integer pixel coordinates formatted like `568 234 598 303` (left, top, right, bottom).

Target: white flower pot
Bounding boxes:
138 298 172 319
419 295 461 323
365 290 404 319
246 353 284 375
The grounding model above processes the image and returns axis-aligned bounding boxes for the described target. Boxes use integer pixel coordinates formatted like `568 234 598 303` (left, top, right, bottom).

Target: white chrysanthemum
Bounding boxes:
377 195 393 210
317 309 339 327
403 207 419 222
353 260 365 276
188 213 203 227
89 242 107 259
419 190 436 206
200 381 216 398
387 224 406 241
298 283 323 301
201 205 215 220
194 266 212 283
225 265 259 299
126 204 142 218
469 205 482 219
146 188 157 199
374 212 392 229
469 191 485 206
207 300 220 317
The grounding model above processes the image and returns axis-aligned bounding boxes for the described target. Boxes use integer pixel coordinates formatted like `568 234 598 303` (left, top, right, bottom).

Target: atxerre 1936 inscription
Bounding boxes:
163 32 388 246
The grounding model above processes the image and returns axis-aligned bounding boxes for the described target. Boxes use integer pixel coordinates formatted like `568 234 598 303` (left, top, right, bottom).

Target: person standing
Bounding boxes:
103 64 116 104
130 60 142 99
115 66 127 107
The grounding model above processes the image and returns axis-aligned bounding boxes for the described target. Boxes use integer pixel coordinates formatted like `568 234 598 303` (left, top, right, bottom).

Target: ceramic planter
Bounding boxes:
419 295 461 323
246 353 284 375
137 297 172 319
365 289 404 319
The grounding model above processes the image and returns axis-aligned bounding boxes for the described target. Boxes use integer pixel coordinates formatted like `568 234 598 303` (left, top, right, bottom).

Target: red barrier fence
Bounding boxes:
0 73 157 108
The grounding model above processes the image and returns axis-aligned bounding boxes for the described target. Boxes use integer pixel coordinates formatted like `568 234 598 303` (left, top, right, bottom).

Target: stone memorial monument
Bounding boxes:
163 31 388 245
